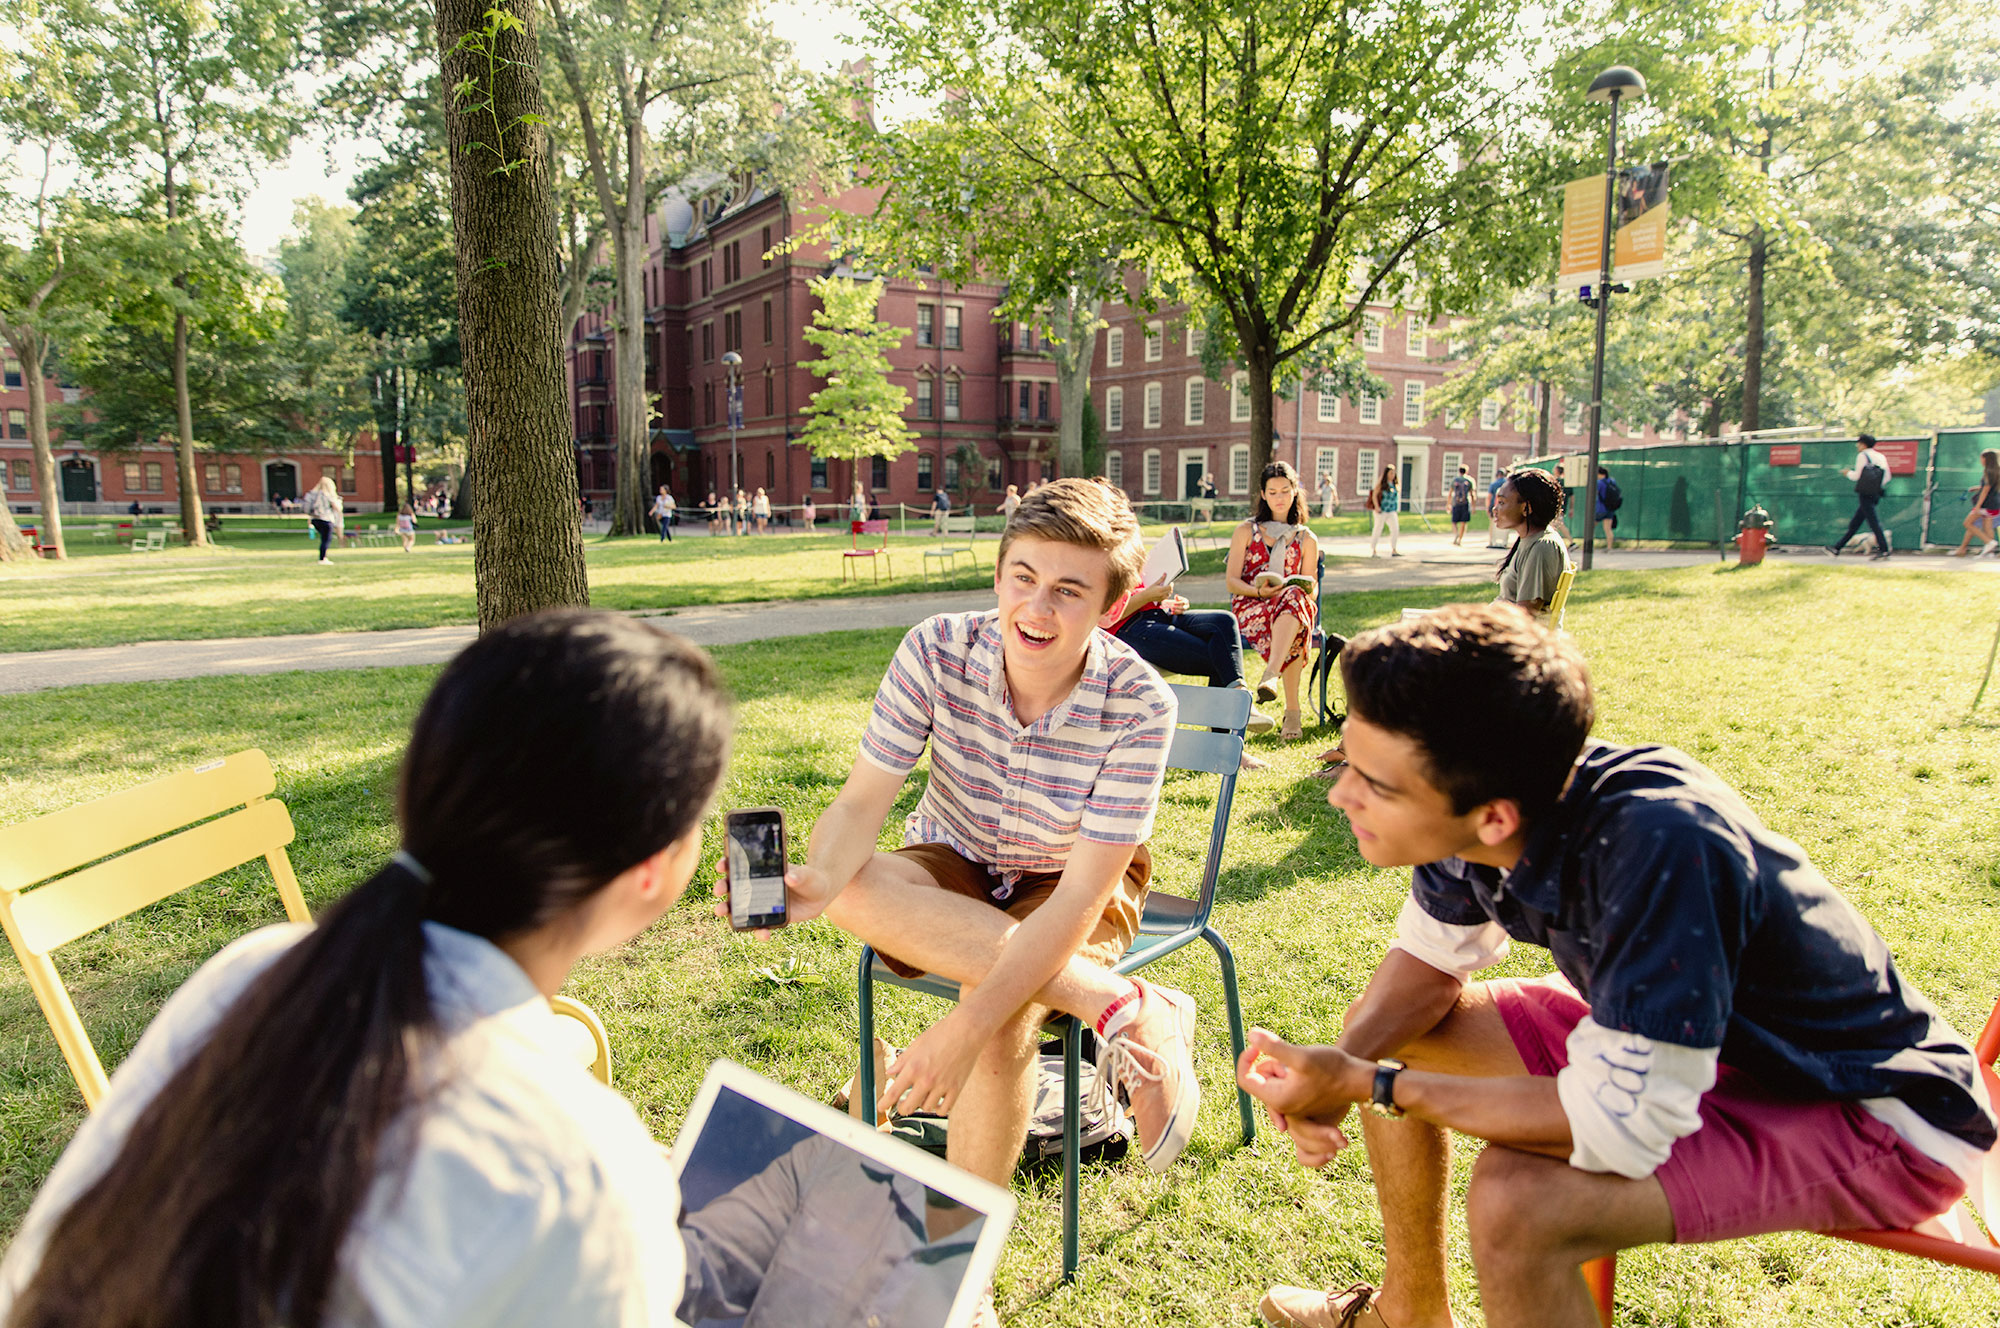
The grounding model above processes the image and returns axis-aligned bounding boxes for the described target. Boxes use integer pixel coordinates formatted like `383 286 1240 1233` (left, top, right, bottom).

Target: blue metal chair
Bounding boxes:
1305 552 1345 729
855 683 1256 1282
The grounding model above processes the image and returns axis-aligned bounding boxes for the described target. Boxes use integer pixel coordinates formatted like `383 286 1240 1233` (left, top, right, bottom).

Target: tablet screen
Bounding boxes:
677 1083 995 1328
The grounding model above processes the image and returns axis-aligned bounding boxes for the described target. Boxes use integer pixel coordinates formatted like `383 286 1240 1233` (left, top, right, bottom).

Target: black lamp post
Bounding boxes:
1579 64 1646 572
720 350 743 495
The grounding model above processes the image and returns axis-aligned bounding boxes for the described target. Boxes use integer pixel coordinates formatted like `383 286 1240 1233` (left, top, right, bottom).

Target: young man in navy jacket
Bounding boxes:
1242 603 1995 1328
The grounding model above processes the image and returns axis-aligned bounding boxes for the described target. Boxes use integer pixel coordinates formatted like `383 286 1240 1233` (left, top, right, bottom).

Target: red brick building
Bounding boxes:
573 179 1670 516
1 350 383 517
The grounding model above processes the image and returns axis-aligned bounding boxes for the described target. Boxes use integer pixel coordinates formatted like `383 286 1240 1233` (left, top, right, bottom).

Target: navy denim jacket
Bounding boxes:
1412 742 1996 1151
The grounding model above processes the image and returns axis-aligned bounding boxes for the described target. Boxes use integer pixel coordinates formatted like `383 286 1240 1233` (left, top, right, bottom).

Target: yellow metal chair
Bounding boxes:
0 750 617 1107
0 750 310 1110
1546 562 1578 630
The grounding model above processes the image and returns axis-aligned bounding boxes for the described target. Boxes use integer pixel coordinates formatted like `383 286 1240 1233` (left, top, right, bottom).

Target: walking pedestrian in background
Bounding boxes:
1951 449 1999 557
651 487 675 543
1827 434 1893 559
1448 466 1474 546
1367 468 1400 557
302 476 342 564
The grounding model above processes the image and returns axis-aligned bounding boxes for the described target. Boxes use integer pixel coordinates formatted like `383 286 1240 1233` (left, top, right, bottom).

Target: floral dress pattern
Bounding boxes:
1231 525 1318 671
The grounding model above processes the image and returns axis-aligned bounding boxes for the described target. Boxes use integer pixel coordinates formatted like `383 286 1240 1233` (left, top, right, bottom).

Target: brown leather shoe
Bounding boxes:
1258 1283 1392 1328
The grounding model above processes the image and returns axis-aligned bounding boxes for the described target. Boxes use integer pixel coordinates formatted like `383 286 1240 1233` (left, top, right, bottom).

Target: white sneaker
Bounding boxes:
1246 709 1277 735
1091 982 1200 1172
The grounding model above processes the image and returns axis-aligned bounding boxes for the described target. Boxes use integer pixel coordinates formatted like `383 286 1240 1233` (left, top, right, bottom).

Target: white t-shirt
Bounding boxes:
0 923 687 1328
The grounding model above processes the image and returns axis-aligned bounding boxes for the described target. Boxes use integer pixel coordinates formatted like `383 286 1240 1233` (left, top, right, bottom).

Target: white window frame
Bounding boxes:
1441 452 1463 496
1359 392 1381 425
1184 378 1205 425
1477 453 1497 487
1143 320 1163 362
1406 319 1426 358
1106 451 1124 489
1403 380 1425 427
1357 448 1381 494
1143 381 1163 429
1625 420 1645 439
1230 371 1251 422
1362 313 1384 352
1105 386 1125 431
1142 448 1161 495
1229 444 1251 494
1315 447 1338 493
942 303 963 349
1480 397 1502 431
915 377 935 419
1316 383 1340 423
1185 325 1205 357
1106 327 1124 367
943 376 961 421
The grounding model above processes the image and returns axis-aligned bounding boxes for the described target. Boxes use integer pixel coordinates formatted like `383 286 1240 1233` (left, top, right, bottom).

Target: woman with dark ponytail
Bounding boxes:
1489 467 1570 617
0 610 733 1328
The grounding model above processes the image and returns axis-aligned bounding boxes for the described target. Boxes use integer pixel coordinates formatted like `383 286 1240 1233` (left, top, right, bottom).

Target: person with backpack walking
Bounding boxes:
1594 466 1623 551
1827 434 1892 559
1448 466 1475 546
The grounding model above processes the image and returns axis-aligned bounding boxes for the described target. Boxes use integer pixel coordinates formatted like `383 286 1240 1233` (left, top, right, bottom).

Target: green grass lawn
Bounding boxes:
0 524 1254 653
3 564 1999 1324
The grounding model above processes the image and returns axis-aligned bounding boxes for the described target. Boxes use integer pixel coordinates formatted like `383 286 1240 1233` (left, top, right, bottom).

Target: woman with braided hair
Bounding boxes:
1490 467 1570 617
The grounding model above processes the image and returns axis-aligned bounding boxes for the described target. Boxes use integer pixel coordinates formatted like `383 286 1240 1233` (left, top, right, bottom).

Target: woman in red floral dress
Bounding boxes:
1228 461 1320 740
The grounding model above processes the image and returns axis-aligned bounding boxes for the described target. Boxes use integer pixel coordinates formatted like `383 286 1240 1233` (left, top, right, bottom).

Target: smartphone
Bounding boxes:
724 807 789 931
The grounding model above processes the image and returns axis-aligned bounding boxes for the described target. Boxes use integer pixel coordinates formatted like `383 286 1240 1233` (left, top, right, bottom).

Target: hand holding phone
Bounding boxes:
723 807 790 932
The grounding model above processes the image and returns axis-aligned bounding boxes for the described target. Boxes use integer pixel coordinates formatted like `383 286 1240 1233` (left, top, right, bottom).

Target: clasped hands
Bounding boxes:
1236 1028 1381 1168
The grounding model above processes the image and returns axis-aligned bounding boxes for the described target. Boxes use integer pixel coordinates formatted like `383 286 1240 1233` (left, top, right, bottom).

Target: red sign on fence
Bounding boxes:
1769 445 1802 466
1876 438 1921 475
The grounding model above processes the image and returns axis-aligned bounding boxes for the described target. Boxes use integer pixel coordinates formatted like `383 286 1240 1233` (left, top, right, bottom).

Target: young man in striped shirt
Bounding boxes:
772 478 1203 1187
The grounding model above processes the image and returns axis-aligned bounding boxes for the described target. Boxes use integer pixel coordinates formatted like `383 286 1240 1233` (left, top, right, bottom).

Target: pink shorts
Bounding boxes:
1490 975 1966 1244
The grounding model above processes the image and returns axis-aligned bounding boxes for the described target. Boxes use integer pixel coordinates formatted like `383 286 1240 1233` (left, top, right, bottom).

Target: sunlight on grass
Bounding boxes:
2 563 1998 1325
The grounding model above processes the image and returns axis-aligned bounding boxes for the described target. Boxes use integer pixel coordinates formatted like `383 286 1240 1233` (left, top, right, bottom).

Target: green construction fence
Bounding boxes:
1522 427 2000 551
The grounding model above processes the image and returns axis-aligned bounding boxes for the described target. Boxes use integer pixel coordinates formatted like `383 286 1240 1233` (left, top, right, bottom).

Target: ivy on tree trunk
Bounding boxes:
435 0 588 629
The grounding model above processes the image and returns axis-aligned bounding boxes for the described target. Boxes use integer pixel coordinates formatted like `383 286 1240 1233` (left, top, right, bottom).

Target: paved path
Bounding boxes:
3 535 1990 694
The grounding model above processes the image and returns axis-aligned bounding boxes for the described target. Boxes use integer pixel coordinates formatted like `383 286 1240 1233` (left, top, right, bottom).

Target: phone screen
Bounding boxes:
725 808 789 930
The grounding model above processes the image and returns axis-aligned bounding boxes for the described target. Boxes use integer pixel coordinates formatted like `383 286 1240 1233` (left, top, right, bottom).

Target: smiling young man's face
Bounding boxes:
994 535 1113 681
1326 714 1510 868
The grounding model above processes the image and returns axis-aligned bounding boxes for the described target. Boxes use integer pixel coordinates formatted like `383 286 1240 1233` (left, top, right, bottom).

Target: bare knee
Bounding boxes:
1466 1147 1567 1271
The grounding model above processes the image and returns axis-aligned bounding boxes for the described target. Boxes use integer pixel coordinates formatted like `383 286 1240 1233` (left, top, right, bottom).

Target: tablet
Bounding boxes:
669 1059 1017 1328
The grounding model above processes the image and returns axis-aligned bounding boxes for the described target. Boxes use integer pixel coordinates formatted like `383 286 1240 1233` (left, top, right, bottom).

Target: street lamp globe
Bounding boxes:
1586 66 1647 103
719 350 742 368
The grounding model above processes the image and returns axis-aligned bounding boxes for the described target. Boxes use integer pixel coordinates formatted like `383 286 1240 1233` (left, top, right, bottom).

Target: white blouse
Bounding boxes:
0 923 686 1327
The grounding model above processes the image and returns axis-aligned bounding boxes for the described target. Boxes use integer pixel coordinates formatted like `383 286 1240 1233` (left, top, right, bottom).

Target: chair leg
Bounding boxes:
1581 1254 1615 1327
1202 925 1256 1145
1062 1015 1081 1283
857 948 878 1111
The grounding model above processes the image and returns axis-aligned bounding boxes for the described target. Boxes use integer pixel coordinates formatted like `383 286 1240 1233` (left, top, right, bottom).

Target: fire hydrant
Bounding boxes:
1736 504 1774 566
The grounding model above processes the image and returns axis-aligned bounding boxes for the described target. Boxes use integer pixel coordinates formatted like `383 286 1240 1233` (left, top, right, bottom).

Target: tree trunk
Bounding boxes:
11 329 65 559
1247 347 1276 482
377 365 401 510
171 306 208 545
1742 225 1766 436
0 501 28 562
1536 379 1553 457
436 0 589 629
1050 292 1100 476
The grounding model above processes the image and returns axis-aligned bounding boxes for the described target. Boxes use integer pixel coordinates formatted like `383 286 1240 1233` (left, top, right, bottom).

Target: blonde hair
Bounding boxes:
998 477 1145 609
314 476 338 497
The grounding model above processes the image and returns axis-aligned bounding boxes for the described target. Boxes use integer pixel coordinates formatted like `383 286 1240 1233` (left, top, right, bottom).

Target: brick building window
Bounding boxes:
916 378 935 419
1105 386 1124 431
1403 380 1425 427
1105 327 1123 367
1230 444 1251 494
762 297 773 344
943 378 961 421
1184 379 1204 425
1360 392 1381 425
1143 382 1162 428
1142 448 1160 494
943 305 962 350
1357 448 1380 493
917 452 933 490
916 305 935 348
1106 452 1124 488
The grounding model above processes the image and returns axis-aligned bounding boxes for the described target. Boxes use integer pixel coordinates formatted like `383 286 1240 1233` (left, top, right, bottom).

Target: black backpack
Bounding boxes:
1600 477 1623 513
1856 456 1887 499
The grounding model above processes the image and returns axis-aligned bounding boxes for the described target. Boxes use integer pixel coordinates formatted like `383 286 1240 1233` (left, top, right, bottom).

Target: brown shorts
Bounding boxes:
875 842 1151 980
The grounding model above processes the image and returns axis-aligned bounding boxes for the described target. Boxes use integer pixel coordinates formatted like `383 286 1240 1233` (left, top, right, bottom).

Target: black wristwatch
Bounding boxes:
1369 1058 1406 1118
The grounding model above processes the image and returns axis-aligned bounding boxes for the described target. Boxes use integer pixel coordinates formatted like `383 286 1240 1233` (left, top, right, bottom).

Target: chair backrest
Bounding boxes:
1547 563 1578 629
1144 684 1248 937
849 519 889 550
0 749 309 1109
943 514 976 538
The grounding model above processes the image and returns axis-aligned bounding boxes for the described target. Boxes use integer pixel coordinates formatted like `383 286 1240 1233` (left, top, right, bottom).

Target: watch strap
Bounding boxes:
1371 1058 1406 1118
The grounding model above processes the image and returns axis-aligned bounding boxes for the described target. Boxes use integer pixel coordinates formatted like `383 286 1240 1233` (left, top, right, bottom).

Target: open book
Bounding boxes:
1252 571 1316 593
1139 526 1190 589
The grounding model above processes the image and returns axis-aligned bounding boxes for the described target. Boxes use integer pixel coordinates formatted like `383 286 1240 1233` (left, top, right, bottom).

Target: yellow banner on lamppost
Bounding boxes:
1555 162 1670 289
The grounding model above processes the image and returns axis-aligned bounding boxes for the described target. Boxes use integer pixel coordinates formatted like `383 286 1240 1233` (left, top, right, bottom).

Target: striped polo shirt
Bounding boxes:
859 610 1178 894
